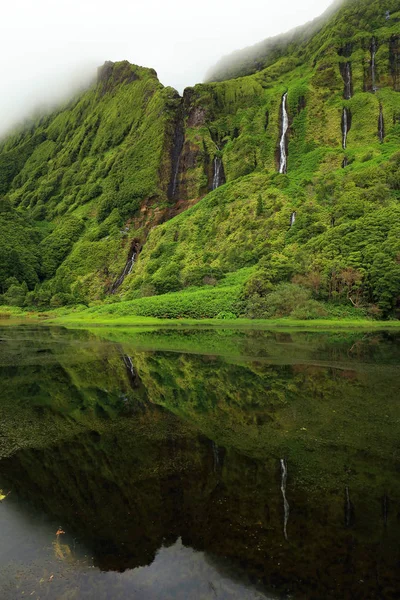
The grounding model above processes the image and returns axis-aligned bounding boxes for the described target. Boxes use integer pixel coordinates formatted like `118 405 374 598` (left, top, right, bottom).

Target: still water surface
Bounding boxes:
0 324 399 599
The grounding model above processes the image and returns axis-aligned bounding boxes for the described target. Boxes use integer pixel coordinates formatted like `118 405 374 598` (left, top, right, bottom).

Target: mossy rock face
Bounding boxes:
0 0 399 316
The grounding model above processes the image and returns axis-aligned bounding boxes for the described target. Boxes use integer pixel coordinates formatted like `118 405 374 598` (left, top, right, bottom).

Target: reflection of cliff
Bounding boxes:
1 423 400 599
1 326 400 598
0 326 146 457
130 341 400 490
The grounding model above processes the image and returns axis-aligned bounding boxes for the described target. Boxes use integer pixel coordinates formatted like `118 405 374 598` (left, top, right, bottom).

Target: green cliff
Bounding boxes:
0 0 399 318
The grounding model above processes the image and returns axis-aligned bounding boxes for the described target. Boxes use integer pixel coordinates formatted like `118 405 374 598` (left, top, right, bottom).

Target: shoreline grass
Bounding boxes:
47 315 400 330
1 305 400 331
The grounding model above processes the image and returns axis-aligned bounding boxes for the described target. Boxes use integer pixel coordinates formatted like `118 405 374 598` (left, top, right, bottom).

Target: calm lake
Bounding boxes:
0 324 399 599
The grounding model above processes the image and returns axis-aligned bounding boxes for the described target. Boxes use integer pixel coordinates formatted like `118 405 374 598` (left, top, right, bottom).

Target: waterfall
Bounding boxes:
280 459 289 541
171 163 180 199
127 252 136 275
378 105 385 143
290 212 296 227
212 156 223 190
371 37 377 92
343 62 352 99
342 157 348 168
167 107 185 201
279 93 289 174
111 244 138 293
342 108 350 150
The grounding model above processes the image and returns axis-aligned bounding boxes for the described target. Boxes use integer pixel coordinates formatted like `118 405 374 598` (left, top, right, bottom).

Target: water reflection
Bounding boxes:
0 325 399 599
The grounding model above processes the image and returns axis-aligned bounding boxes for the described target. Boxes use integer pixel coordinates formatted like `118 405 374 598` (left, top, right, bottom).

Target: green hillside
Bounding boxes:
0 0 399 319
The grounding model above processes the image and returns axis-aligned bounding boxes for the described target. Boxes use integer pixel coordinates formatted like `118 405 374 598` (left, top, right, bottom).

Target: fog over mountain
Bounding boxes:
0 0 333 136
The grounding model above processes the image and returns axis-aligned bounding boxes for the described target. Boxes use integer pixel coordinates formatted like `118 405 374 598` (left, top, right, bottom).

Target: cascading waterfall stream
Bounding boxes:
279 93 289 174
112 252 136 293
171 164 180 199
168 108 185 201
371 37 377 92
280 459 290 541
342 108 350 149
111 244 139 293
212 156 223 190
378 105 385 143
290 212 296 227
343 62 352 99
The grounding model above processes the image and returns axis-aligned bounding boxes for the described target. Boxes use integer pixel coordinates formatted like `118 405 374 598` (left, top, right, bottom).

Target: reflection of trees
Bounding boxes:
0 326 400 598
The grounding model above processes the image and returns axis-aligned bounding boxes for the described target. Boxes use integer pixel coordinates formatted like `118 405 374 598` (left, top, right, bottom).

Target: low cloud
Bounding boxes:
0 0 333 136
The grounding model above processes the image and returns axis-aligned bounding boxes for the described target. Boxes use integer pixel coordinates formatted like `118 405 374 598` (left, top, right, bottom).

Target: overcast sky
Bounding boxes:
0 0 333 136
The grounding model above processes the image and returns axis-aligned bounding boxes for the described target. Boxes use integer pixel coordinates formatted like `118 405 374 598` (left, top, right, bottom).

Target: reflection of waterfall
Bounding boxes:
382 494 389 526
342 108 351 150
378 105 385 143
212 441 219 472
345 486 353 527
123 355 135 378
279 93 289 174
111 247 137 293
343 62 352 99
290 212 296 227
212 156 223 190
280 459 289 540
371 37 377 92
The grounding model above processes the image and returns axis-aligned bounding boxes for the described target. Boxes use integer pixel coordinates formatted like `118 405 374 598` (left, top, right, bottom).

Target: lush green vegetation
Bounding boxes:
0 0 399 321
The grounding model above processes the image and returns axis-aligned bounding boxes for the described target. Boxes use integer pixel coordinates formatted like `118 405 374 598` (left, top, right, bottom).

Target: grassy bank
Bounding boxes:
48 313 400 330
2 298 400 331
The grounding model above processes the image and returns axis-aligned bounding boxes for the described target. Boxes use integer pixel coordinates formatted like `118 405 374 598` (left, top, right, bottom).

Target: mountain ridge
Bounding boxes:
205 0 346 83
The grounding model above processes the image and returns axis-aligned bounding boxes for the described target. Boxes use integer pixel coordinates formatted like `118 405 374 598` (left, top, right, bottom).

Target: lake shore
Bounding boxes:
2 305 400 330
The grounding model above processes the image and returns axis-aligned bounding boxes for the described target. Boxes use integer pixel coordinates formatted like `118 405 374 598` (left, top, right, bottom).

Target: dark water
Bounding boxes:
0 324 400 599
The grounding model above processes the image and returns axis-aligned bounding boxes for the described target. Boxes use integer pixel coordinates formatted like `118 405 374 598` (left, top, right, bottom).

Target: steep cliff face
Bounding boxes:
0 62 185 301
0 0 399 315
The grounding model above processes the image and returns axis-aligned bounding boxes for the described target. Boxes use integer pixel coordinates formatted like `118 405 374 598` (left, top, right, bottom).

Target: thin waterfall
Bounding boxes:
378 105 385 143
212 156 223 190
167 106 185 201
111 244 139 293
290 212 296 227
280 459 289 540
279 93 289 174
111 251 136 293
342 157 348 168
343 62 352 99
371 37 377 92
171 163 180 199
342 108 351 150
